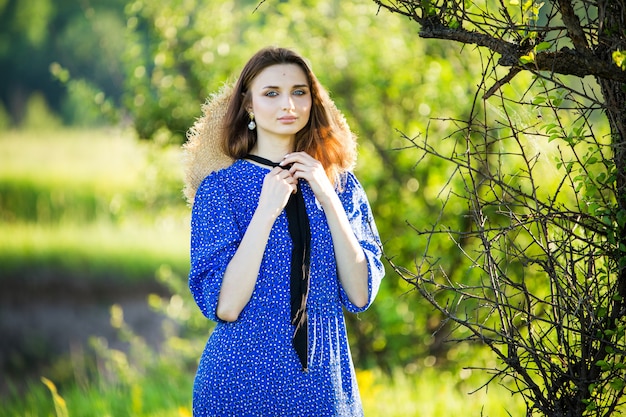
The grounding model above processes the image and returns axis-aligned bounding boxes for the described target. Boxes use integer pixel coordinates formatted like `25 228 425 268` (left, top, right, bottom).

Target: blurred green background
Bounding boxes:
0 0 535 415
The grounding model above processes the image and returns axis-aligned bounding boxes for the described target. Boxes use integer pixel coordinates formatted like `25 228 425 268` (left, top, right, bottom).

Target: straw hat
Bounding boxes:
182 83 357 205
182 84 235 205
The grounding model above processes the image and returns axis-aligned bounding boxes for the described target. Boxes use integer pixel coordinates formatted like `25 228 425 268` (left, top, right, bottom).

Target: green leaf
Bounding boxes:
610 378 625 391
535 41 551 52
520 52 535 64
542 122 557 133
550 95 563 107
596 359 610 371
584 398 597 411
613 50 626 71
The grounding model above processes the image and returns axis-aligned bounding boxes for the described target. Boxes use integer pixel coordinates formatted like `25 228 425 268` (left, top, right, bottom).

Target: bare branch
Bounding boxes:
483 67 522 99
557 0 591 53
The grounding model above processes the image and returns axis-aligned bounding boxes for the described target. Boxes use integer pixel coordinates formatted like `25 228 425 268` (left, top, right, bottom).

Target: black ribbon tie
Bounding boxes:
245 154 311 372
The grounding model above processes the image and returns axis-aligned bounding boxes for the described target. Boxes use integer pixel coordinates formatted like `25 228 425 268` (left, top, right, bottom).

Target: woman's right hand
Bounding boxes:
257 167 297 219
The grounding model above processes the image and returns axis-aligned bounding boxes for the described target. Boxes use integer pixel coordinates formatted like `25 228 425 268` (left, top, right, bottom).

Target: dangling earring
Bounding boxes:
247 112 256 130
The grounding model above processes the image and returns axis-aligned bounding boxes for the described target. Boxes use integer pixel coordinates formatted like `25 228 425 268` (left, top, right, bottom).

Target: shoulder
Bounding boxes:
336 171 364 195
335 171 370 211
194 159 266 209
196 160 247 193
195 168 225 201
193 161 241 206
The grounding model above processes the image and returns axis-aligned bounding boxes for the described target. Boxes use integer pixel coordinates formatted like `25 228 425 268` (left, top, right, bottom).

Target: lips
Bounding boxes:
278 115 298 123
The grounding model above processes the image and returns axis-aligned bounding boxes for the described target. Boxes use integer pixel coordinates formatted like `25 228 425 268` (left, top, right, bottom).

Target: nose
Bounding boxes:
282 95 295 111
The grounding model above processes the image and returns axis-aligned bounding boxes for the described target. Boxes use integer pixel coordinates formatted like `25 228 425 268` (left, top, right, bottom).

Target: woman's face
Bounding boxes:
248 64 312 141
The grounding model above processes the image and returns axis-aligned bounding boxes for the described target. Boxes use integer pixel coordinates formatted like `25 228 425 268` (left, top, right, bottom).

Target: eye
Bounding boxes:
293 89 307 96
265 91 279 97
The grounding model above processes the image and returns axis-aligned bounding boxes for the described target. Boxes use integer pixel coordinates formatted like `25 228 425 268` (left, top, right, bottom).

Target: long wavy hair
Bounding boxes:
222 47 356 184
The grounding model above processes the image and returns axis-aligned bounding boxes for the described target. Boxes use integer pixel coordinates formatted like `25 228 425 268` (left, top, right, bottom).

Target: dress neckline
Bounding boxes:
241 158 273 171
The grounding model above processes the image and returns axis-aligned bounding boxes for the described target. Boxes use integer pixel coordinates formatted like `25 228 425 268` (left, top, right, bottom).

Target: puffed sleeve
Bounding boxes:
337 172 385 313
188 171 241 321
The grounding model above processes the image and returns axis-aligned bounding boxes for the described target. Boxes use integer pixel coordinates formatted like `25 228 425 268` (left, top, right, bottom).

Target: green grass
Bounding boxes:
1 354 195 417
358 367 526 416
0 220 189 284
2 358 527 417
0 127 148 187
0 127 189 284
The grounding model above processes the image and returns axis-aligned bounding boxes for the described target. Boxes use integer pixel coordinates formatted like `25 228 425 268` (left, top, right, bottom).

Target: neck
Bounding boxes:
252 134 294 162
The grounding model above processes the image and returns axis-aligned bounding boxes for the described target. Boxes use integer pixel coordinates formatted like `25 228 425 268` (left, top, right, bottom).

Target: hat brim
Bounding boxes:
182 84 235 205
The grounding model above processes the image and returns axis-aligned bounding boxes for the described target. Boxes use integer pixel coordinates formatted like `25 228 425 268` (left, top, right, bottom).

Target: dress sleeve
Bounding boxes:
337 172 385 313
188 171 240 321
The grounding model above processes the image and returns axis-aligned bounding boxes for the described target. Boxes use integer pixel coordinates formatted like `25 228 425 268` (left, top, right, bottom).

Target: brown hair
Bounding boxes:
222 47 356 183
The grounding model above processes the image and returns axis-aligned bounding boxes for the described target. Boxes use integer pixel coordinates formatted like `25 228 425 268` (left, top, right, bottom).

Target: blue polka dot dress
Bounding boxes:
189 159 384 417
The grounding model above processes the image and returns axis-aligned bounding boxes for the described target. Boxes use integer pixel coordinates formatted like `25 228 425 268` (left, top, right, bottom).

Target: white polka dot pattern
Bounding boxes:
189 160 384 416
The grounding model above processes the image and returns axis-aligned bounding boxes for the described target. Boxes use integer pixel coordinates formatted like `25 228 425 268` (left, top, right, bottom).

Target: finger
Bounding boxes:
270 166 286 176
280 175 294 187
280 152 313 166
271 168 297 187
289 164 304 177
268 167 291 180
289 162 314 177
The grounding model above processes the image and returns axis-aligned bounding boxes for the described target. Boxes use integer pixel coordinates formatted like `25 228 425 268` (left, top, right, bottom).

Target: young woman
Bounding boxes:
185 47 384 417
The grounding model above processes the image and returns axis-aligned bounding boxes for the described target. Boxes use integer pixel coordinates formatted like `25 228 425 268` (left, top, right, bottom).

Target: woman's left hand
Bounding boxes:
280 152 334 205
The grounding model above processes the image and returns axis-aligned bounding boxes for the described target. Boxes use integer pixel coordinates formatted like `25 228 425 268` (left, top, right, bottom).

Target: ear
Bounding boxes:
241 91 252 109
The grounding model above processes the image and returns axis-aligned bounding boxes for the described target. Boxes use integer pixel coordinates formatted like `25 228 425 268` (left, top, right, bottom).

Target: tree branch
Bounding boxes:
419 23 626 82
556 0 590 53
374 0 626 81
483 67 522 99
529 48 626 82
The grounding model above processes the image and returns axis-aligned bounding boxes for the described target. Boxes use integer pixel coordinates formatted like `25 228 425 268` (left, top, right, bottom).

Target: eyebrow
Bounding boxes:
261 84 309 89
